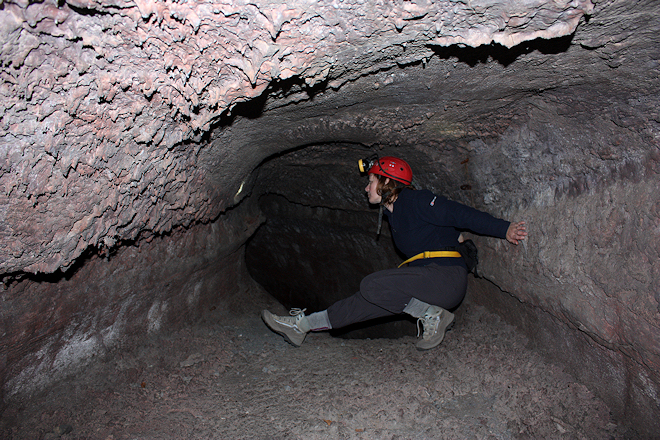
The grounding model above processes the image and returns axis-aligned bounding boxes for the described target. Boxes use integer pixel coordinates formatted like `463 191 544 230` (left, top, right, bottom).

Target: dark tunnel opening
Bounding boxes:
239 135 515 342
244 143 421 339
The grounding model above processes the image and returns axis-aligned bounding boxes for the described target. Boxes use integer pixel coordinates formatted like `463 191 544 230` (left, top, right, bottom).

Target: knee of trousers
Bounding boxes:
359 272 395 306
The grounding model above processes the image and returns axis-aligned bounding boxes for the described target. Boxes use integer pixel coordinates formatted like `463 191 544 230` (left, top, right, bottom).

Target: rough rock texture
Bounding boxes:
469 276 658 438
1 0 660 437
2 199 263 401
1 300 624 439
1 0 592 275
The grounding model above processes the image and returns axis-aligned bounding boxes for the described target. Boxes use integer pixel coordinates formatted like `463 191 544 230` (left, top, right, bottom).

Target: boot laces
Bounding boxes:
289 308 307 318
417 311 441 339
284 308 306 326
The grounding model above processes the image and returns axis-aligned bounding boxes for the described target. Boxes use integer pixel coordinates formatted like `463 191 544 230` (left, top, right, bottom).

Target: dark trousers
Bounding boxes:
327 264 468 329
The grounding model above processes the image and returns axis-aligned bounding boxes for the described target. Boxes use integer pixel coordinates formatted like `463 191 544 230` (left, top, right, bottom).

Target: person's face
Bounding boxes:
365 173 384 204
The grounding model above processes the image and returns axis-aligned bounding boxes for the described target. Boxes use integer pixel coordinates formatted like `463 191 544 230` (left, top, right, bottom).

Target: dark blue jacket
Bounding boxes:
384 189 510 267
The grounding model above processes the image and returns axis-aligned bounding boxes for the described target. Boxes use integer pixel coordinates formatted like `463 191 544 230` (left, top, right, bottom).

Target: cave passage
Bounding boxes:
1 0 659 437
1 284 621 439
245 144 423 339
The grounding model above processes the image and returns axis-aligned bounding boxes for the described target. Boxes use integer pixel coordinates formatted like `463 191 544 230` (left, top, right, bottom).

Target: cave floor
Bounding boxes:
3 298 623 440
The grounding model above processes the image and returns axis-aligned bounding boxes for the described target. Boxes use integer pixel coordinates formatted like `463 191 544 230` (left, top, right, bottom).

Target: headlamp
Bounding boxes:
358 154 378 174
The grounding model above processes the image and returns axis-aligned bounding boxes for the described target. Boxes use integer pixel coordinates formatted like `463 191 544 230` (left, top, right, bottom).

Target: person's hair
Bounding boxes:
376 174 414 205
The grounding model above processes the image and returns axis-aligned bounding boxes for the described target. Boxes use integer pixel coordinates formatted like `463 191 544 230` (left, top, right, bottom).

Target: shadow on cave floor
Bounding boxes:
2 293 625 439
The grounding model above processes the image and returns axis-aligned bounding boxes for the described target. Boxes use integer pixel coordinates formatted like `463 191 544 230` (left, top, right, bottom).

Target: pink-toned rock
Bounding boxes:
0 0 591 275
2 0 659 436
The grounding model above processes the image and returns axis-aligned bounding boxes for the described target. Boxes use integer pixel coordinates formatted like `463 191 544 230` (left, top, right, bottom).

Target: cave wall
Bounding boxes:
466 112 660 432
468 274 660 436
0 0 592 275
1 0 660 435
1 199 263 403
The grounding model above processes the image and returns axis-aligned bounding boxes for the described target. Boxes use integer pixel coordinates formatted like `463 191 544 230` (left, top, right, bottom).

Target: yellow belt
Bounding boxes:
398 250 462 268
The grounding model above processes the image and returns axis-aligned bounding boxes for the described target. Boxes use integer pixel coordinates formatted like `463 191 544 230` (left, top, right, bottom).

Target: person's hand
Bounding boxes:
506 221 527 245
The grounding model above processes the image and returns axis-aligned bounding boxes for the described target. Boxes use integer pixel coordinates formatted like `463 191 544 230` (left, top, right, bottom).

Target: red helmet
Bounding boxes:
368 156 413 185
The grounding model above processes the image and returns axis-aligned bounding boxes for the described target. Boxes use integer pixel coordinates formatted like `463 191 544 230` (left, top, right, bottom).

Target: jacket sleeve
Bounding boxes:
413 191 510 239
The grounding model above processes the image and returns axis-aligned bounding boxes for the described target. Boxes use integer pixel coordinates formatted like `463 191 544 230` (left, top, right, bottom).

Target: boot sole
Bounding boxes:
261 310 305 347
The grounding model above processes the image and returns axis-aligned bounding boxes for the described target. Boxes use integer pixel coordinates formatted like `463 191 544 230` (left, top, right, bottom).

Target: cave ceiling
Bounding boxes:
1 0 659 277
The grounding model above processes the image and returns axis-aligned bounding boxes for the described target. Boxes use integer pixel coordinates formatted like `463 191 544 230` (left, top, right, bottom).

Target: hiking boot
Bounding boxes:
416 306 455 351
261 308 311 347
